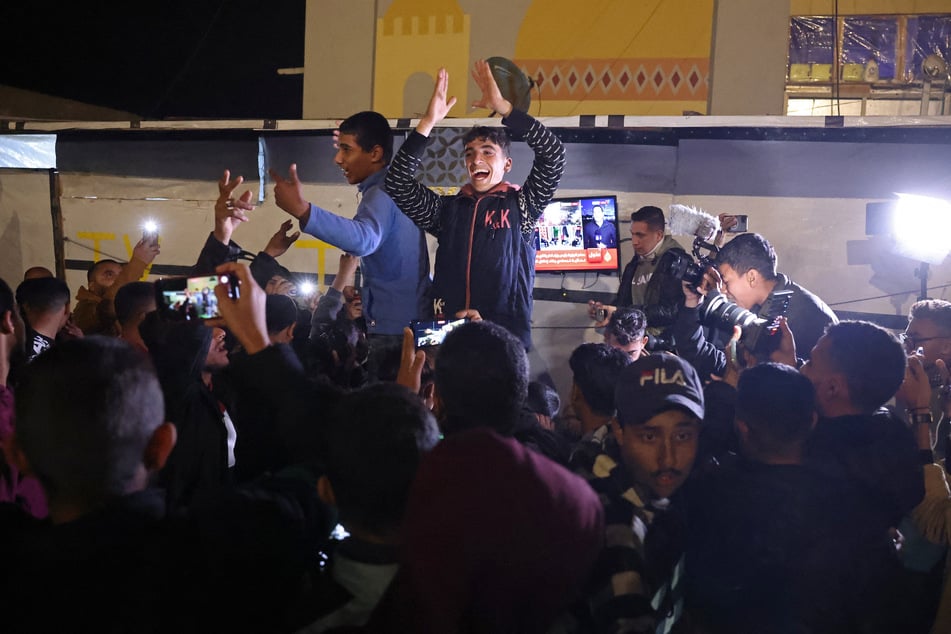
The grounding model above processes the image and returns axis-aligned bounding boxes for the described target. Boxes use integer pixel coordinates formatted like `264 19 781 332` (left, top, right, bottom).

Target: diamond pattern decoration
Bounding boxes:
635 66 648 92
687 65 702 93
600 67 614 93
583 65 596 91
617 66 631 90
420 127 468 187
514 58 709 102
670 65 682 90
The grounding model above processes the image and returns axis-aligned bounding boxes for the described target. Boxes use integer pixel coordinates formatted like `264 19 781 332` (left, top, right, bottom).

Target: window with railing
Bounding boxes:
787 14 950 114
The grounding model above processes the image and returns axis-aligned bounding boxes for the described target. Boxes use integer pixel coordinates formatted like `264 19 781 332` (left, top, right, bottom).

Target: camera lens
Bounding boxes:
219 274 230 284
698 290 786 359
699 290 765 334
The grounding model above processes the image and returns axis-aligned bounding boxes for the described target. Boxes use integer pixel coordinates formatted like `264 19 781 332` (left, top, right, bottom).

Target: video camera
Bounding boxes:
661 203 722 287
660 203 791 360
698 289 793 360
661 239 719 288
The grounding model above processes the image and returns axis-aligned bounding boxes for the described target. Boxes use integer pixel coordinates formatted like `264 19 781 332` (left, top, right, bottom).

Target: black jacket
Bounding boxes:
615 237 687 331
385 109 566 349
672 273 838 378
193 232 288 290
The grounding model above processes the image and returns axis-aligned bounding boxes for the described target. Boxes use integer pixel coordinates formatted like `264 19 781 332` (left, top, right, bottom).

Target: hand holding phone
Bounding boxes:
411 317 470 348
725 215 748 233
142 220 160 245
397 327 426 394
155 272 239 321
213 262 268 355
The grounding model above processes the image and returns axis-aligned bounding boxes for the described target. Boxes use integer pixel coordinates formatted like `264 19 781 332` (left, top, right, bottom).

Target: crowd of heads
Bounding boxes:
1 130 945 631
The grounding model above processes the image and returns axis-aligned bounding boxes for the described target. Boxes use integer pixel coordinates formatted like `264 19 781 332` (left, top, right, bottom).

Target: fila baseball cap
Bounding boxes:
615 352 704 427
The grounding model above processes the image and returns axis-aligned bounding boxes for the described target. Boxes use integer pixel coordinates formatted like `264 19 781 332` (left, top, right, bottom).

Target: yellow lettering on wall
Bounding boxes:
76 232 116 262
294 239 338 289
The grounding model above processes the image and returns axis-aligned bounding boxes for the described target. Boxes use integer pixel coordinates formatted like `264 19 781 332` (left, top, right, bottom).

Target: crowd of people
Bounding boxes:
1 60 950 633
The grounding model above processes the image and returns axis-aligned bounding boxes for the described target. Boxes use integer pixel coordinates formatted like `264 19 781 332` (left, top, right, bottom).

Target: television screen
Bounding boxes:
533 195 621 273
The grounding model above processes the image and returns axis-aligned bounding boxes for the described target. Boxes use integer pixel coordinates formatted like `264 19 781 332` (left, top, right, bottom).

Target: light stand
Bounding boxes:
915 261 930 301
891 194 951 298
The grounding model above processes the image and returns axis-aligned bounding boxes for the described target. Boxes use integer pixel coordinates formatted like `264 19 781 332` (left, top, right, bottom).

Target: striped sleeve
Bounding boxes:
503 109 567 236
571 446 661 633
384 131 443 236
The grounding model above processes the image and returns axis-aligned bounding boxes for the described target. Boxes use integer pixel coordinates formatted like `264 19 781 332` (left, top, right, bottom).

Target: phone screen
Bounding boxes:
157 274 233 320
142 221 160 245
411 317 470 348
726 215 748 233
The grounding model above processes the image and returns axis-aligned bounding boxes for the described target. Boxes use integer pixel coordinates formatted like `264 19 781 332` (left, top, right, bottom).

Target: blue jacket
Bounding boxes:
300 169 430 336
385 109 566 349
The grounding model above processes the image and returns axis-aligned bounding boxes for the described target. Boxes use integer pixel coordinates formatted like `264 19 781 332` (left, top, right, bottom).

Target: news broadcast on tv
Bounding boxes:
533 196 620 273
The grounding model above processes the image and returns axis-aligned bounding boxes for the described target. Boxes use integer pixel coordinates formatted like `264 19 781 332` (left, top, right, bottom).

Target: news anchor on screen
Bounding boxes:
583 205 617 249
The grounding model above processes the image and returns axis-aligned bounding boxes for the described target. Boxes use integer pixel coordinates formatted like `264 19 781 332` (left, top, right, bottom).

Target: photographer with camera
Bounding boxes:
587 205 686 347
673 232 837 380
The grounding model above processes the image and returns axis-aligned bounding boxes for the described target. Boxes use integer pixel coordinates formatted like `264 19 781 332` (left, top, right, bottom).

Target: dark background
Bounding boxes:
0 1 306 119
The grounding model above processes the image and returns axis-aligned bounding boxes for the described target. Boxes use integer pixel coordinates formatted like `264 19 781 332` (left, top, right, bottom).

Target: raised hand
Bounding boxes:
269 164 310 220
714 213 739 247
471 58 512 116
935 359 951 419
263 219 301 258
131 236 161 265
417 68 457 136
710 325 743 388
586 301 614 326
215 169 255 245
718 213 739 232
397 326 426 395
895 353 933 412
700 266 724 295
332 253 361 292
332 120 342 149
768 317 798 368
212 261 269 355
59 315 84 341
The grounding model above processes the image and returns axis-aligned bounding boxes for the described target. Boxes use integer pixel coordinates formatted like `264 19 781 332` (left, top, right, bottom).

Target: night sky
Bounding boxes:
0 1 306 119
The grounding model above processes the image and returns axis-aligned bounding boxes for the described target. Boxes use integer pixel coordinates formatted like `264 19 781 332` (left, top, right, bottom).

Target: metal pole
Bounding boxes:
48 168 66 280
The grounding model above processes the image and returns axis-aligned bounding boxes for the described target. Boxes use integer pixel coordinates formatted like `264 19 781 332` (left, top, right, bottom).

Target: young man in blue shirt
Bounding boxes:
270 111 430 352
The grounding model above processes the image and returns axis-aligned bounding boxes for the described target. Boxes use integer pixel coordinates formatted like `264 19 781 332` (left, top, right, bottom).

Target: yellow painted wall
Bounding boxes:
373 1 470 118
516 0 713 58
369 0 715 118
306 1 950 120
513 0 715 115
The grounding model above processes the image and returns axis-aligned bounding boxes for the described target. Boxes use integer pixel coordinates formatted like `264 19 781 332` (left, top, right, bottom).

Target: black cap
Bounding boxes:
614 352 704 427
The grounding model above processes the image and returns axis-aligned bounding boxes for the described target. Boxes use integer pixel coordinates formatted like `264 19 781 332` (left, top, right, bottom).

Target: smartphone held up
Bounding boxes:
155 273 240 321
142 220 160 245
411 317 470 348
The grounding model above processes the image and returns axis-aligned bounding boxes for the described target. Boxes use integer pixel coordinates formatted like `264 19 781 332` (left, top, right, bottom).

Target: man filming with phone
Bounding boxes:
587 206 687 347
73 230 161 336
672 232 838 379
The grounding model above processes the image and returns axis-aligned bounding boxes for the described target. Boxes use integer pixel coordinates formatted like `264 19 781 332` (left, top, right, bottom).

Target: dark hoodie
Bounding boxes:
139 312 229 511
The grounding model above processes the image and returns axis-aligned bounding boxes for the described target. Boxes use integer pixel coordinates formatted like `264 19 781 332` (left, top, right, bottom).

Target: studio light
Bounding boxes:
891 193 951 265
